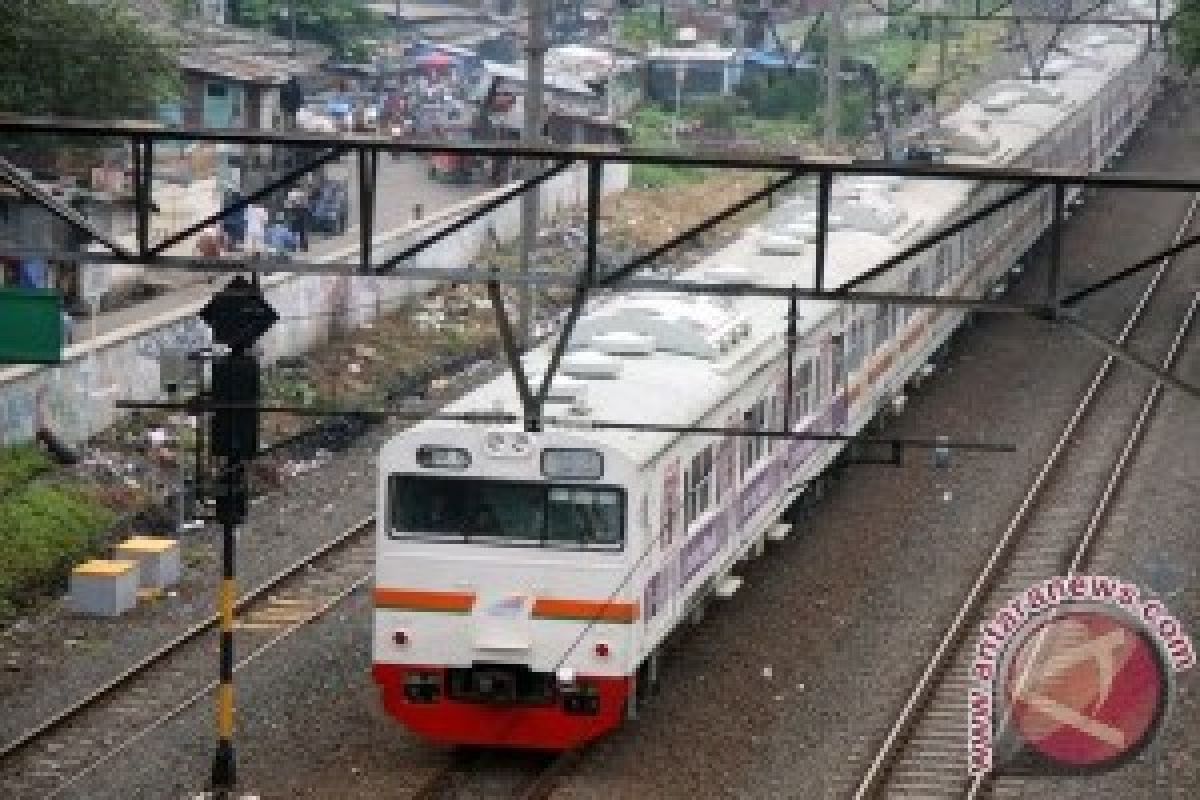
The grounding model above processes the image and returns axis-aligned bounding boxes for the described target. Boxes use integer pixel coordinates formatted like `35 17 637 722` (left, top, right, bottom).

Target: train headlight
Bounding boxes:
555 667 577 689
416 445 471 470
541 448 604 480
403 671 441 704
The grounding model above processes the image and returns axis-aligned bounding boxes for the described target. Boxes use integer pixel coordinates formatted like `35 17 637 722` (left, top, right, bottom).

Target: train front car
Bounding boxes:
372 427 640 750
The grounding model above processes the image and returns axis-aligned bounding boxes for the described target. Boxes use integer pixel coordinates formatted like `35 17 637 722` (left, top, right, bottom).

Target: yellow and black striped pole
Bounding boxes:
210 468 240 793
200 275 275 796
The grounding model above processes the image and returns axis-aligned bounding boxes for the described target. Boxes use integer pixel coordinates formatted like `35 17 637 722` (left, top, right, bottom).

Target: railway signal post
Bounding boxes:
199 275 278 795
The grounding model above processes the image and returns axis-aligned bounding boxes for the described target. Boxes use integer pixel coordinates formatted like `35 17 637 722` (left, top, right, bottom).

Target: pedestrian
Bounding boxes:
265 214 299 256
195 225 223 258
221 190 247 248
285 186 310 251
245 203 269 258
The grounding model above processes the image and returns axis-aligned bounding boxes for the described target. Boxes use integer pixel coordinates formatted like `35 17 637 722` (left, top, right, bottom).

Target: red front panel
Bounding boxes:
372 663 630 750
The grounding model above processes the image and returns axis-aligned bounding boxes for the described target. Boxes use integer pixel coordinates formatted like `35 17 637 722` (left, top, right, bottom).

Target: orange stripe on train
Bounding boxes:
374 588 475 613
531 598 639 623
374 589 639 623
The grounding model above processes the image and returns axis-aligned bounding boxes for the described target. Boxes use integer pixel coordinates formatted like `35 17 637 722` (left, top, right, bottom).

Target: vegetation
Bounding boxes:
627 108 708 188
0 0 179 119
1174 0 1200 73
0 445 52 499
618 8 673 50
0 445 116 617
226 0 384 62
737 72 822 120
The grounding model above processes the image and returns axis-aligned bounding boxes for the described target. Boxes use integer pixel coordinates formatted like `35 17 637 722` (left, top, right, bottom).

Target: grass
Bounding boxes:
0 444 52 499
0 445 116 618
628 107 709 188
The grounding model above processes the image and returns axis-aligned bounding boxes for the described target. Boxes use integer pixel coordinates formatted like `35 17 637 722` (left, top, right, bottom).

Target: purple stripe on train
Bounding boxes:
678 507 730 589
786 393 847 478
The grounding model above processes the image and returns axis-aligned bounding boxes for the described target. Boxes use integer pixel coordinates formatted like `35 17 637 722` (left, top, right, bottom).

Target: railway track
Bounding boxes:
0 516 377 799
410 748 579 800
851 191 1200 800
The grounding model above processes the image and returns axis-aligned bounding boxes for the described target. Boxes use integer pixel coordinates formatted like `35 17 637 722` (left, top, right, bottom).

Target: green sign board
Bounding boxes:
0 288 64 364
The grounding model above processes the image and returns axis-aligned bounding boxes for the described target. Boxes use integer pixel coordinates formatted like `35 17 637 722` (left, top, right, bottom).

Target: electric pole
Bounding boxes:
824 2 844 153
518 0 548 347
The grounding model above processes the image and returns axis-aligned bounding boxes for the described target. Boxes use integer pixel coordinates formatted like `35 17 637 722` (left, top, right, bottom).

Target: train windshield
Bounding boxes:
388 476 625 550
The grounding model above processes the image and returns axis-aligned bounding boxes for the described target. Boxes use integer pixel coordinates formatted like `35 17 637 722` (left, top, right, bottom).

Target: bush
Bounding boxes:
0 484 115 617
0 444 52 499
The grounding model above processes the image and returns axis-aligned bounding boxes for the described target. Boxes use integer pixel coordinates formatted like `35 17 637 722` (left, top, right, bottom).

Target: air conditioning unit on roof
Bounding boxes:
561 351 623 379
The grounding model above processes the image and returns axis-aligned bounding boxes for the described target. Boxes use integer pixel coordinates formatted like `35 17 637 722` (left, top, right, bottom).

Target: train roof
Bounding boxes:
417 18 1161 469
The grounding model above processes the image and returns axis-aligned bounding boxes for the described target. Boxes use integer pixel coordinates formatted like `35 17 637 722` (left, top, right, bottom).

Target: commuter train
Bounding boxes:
372 5 1168 750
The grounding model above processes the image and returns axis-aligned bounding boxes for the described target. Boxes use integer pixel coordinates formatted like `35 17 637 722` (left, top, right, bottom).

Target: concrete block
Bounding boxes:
70 560 139 616
114 537 181 589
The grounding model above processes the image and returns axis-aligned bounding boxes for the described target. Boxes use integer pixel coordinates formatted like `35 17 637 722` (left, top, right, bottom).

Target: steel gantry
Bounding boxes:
2 116 1200 451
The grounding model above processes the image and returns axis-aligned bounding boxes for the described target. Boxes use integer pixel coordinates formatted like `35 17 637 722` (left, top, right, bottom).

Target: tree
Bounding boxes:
0 0 178 119
1173 0 1200 74
228 0 384 62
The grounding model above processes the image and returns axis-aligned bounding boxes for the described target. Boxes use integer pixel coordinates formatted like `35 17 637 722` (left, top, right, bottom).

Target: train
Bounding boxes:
372 5 1168 750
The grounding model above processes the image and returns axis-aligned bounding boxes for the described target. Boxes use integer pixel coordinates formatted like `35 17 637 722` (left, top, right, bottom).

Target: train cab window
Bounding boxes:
546 488 623 546
388 476 624 549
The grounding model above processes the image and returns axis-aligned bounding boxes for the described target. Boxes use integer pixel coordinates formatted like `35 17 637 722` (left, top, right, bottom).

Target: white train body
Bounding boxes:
373 10 1168 749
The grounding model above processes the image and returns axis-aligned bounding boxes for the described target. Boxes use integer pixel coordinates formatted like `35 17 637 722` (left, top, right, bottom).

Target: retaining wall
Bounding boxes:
0 162 629 445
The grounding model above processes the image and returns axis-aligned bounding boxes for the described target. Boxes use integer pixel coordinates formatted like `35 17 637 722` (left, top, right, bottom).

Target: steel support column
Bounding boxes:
1048 182 1066 309
784 287 798 432
815 171 833 292
358 149 378 273
486 278 538 426
533 162 605 423
133 137 154 257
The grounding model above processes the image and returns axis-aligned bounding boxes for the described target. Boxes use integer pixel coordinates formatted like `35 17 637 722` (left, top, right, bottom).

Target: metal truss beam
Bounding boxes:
0 154 135 260
1058 311 1200 401
1062 229 1200 307
6 118 1200 191
486 277 538 426
114 400 1013 454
